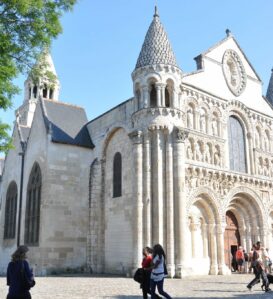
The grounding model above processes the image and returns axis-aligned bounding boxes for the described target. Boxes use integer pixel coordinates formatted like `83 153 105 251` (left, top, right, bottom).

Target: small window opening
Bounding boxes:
165 88 170 107
33 86 38 98
150 84 157 107
49 89 54 100
43 86 47 98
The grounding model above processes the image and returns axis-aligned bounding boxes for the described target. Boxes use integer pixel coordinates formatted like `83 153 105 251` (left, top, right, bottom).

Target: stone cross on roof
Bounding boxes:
135 6 178 69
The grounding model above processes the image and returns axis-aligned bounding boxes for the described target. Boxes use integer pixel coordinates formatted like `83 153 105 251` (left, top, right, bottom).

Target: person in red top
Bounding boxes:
236 246 245 273
141 247 161 299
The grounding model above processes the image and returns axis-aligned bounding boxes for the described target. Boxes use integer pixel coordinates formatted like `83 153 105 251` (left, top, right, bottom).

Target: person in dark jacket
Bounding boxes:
6 245 34 299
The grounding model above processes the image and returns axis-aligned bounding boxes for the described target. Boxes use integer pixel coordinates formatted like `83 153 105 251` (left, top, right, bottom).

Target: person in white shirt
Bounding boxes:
150 244 172 299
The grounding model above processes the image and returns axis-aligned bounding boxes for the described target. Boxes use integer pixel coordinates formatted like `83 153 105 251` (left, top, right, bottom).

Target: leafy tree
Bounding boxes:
0 0 77 153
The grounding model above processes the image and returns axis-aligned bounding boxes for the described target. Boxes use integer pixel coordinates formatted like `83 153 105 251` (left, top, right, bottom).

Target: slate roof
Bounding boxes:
135 8 178 69
266 69 273 106
41 99 94 149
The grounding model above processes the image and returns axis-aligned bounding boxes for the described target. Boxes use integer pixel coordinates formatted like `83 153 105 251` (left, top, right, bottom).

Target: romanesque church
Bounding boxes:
1 8 273 277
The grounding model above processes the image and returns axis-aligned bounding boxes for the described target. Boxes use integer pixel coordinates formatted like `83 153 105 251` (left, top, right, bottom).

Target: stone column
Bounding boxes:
142 85 149 108
247 132 255 175
216 223 228 275
155 84 161 107
143 131 152 246
202 223 209 258
173 127 188 277
245 222 252 253
209 224 218 275
161 84 166 107
239 227 247 250
172 88 177 108
165 129 175 277
190 218 200 259
129 130 143 271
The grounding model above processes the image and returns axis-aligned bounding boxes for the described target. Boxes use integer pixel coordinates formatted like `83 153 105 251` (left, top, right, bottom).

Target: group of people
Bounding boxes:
233 244 272 274
246 241 272 292
140 244 172 299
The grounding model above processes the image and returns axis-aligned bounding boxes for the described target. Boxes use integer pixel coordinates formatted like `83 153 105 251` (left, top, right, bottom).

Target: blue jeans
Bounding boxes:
150 278 172 299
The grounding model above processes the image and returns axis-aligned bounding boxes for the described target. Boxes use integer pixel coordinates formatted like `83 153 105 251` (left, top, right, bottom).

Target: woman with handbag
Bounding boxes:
141 247 161 299
150 244 172 299
6 245 35 299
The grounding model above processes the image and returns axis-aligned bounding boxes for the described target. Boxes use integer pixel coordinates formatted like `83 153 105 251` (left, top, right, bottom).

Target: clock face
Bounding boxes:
222 49 246 96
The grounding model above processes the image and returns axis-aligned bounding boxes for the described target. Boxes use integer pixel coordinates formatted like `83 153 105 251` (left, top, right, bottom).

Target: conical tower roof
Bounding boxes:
135 7 178 69
266 68 273 105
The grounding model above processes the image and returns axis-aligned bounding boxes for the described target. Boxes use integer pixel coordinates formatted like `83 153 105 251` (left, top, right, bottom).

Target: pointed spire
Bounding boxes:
135 8 178 69
266 68 273 105
154 5 159 18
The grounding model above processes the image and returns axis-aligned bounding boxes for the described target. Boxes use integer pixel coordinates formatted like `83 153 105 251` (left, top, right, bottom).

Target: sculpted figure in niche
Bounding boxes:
255 129 260 148
264 135 269 152
187 107 194 129
264 159 270 176
214 147 221 166
199 109 206 133
195 142 202 161
258 157 264 175
211 117 218 136
227 58 239 87
187 145 193 160
204 144 211 164
271 160 273 177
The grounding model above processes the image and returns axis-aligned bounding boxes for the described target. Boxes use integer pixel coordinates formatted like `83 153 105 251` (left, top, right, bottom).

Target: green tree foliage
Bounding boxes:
0 0 77 153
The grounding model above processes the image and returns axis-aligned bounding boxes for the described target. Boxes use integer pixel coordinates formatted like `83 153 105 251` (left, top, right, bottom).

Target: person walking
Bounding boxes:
235 246 244 273
247 241 270 292
150 244 172 299
141 247 161 299
6 245 35 299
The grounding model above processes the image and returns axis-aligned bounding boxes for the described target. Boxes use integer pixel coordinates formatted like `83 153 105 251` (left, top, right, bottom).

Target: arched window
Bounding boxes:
165 87 170 107
136 89 141 110
25 163 42 245
49 88 54 100
33 85 38 98
150 84 157 107
4 182 18 239
228 116 247 173
43 85 47 98
113 152 122 198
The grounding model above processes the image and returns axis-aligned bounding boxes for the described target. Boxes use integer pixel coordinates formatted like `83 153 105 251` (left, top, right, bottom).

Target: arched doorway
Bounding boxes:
224 211 240 271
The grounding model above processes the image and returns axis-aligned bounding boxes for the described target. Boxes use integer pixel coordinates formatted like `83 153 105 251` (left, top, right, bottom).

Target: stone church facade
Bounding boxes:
1 8 273 277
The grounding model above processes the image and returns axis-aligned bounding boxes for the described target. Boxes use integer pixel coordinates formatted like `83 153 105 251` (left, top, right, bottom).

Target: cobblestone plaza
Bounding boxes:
0 274 272 298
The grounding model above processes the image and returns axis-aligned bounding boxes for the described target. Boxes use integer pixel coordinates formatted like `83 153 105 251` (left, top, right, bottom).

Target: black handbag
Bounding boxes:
164 262 168 276
133 268 144 284
21 261 36 290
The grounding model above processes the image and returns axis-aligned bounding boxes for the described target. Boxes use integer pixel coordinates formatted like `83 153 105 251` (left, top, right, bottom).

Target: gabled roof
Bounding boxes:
135 7 178 69
40 98 94 149
194 33 261 82
266 69 273 105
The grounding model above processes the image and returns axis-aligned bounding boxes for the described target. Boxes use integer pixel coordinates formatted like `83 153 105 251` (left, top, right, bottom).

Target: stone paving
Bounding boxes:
0 274 272 298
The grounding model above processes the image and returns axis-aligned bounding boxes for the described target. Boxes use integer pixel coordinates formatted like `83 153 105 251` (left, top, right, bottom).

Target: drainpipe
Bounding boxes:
17 141 27 247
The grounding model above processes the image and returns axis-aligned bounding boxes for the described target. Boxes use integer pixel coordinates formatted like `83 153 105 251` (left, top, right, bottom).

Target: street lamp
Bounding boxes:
17 141 27 247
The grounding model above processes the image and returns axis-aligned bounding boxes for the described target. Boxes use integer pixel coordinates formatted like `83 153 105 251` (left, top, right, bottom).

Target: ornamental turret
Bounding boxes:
17 51 60 127
131 7 182 111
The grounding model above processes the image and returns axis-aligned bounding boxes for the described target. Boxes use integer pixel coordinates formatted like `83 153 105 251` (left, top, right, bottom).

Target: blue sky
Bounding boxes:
2 0 273 132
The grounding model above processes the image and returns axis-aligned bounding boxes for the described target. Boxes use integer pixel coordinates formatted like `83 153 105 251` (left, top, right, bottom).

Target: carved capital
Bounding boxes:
128 130 143 144
174 127 188 143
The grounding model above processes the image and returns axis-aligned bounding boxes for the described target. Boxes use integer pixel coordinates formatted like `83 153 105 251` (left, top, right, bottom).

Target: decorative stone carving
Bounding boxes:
174 127 188 142
128 130 143 144
211 117 218 136
187 145 193 160
187 107 193 129
222 49 247 96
